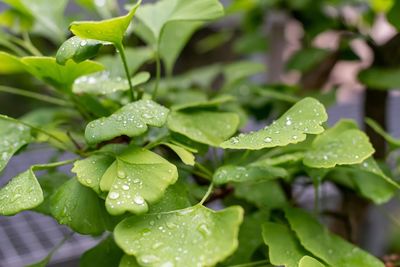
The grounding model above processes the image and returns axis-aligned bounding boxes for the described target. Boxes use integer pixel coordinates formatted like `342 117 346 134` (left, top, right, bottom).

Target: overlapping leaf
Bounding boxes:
303 120 374 168
56 36 104 65
221 97 327 150
299 256 326 267
0 52 26 74
114 205 243 267
21 57 104 91
85 99 169 144
285 208 385 267
80 236 124 267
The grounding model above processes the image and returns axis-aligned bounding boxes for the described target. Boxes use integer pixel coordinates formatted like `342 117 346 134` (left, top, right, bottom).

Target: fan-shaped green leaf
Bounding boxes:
70 0 141 46
0 116 31 172
262 222 308 267
299 256 326 267
73 71 150 95
85 99 169 144
72 154 115 194
0 169 43 216
221 97 327 150
285 208 385 267
162 143 195 166
168 110 239 146
80 236 124 267
50 177 114 235
303 120 374 168
114 205 243 267
172 95 235 111
21 57 104 91
56 36 104 65
100 147 178 215
213 165 287 185
0 52 26 74
35 172 69 215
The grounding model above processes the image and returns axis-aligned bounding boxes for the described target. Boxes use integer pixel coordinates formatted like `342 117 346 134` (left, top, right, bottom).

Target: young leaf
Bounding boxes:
285 208 385 267
0 169 43 216
73 71 150 95
50 178 115 235
168 110 240 146
56 36 104 65
85 99 169 145
221 97 327 150
80 236 124 267
0 52 26 74
100 147 178 215
262 222 308 267
21 57 104 92
0 116 32 172
162 143 195 166
299 256 326 267
303 120 374 168
70 0 142 46
213 165 288 185
114 205 243 267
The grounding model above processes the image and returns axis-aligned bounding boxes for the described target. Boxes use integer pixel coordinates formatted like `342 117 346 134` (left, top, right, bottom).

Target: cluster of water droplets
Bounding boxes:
0 122 30 170
74 71 129 95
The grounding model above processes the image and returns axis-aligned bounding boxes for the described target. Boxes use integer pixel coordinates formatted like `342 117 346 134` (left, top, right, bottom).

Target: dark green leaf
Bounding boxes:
56 36 103 65
80 236 124 267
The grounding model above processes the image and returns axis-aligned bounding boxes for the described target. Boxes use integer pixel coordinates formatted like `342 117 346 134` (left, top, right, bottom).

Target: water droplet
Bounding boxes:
122 184 130 191
161 262 174 267
134 195 145 205
140 255 160 264
80 40 88 46
117 170 126 179
292 135 298 140
166 221 177 229
85 178 92 184
264 137 272 143
230 137 239 144
286 120 292 126
323 155 328 160
142 113 153 119
109 192 120 200
152 242 163 249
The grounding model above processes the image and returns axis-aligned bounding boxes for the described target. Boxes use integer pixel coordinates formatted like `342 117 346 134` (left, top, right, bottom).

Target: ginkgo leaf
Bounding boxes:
50 177 115 235
303 120 374 168
114 205 243 267
85 99 169 145
21 57 104 91
262 222 308 267
0 52 26 74
358 67 400 90
299 256 326 267
366 117 400 150
285 208 385 267
56 36 104 65
171 95 235 111
73 71 150 95
70 0 141 46
0 116 32 172
235 181 287 209
168 110 239 146
0 169 43 216
72 154 115 194
213 165 287 185
221 97 327 150
100 147 178 215
162 143 195 166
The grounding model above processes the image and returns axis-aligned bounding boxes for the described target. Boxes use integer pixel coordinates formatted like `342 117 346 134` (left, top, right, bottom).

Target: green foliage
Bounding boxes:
0 1 397 266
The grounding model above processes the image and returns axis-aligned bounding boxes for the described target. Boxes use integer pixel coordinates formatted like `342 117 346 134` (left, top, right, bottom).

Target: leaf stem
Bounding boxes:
116 43 135 101
34 158 78 170
0 85 72 107
200 183 214 205
0 115 74 153
153 51 161 99
195 162 213 178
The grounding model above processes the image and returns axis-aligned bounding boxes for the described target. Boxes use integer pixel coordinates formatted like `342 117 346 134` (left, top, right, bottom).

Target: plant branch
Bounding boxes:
199 183 214 205
116 43 135 101
153 51 162 99
0 85 72 107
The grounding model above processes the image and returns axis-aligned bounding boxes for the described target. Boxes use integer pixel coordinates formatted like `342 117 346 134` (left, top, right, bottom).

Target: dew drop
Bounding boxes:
117 170 126 179
140 255 160 264
264 137 272 143
134 195 145 205
122 184 130 191
80 40 88 46
230 137 239 144
197 223 211 236
109 192 120 200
